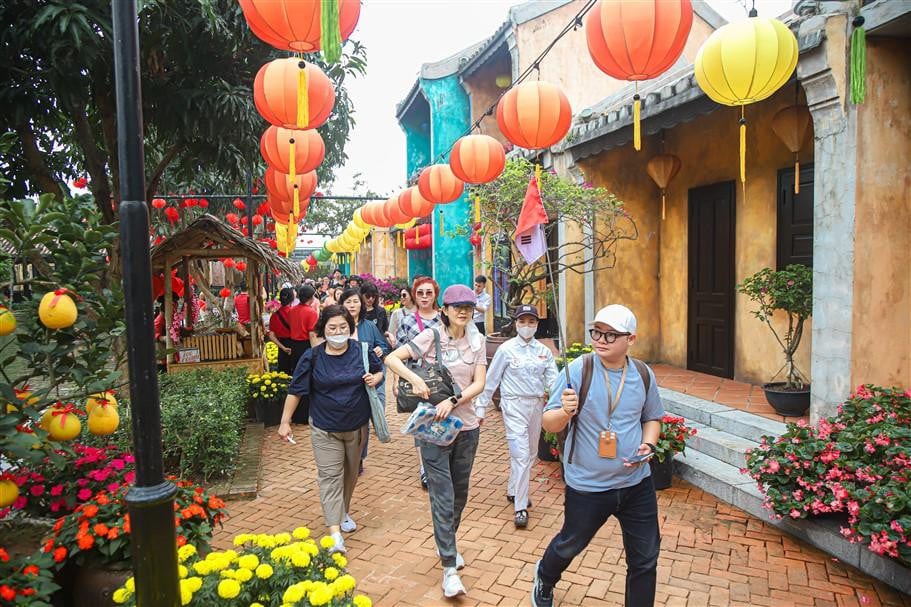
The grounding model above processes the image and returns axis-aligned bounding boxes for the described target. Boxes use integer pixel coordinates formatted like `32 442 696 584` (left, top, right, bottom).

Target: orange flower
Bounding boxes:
176 535 187 547
53 547 67 563
193 494 204 505
43 539 55 553
123 517 131 534
53 519 64 532
82 504 99 518
23 565 39 576
208 497 225 509
93 523 109 537
77 534 94 550
181 508 193 520
107 527 120 540
95 493 110 506
79 520 90 533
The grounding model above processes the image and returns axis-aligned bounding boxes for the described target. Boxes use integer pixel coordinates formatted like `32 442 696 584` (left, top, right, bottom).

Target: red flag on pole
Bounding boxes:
513 174 548 264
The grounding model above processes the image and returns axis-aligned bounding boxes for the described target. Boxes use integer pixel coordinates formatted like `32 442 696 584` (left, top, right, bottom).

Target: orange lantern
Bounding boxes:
646 154 682 221
358 202 380 226
253 58 335 130
398 187 435 218
270 208 290 224
496 81 572 150
239 0 361 53
264 167 316 220
260 126 325 176
418 164 465 204
368 201 396 228
771 104 811 194
449 135 505 185
585 0 693 150
383 194 412 225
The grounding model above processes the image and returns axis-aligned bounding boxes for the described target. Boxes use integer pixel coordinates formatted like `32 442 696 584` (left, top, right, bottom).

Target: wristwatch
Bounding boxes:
448 395 459 406
645 442 657 454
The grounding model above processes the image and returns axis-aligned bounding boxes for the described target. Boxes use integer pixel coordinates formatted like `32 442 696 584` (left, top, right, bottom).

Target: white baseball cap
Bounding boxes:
590 304 637 335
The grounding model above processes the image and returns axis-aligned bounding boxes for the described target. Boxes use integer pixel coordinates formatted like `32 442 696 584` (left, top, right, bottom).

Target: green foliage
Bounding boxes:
555 342 593 371
0 545 60 606
738 265 813 388
0 0 367 219
108 369 248 481
745 385 911 565
469 158 637 310
0 194 124 467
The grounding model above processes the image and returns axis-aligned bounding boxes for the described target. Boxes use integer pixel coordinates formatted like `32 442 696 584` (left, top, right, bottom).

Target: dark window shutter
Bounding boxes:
777 164 814 269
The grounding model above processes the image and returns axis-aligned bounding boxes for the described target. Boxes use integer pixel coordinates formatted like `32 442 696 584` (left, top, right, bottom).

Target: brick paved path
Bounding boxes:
214 408 910 607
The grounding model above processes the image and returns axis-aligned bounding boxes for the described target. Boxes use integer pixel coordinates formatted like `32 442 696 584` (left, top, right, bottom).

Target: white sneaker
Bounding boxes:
328 532 346 554
435 547 465 570
442 567 466 598
341 513 357 533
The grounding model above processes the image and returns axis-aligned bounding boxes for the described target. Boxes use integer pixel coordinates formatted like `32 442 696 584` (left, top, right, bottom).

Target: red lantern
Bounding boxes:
469 233 482 248
264 167 317 204
449 135 505 184
164 207 179 224
151 198 166 209
398 187 435 218
233 198 246 210
585 0 693 150
404 224 432 250
239 0 361 53
365 200 395 228
219 287 232 298
198 198 209 208
260 126 325 175
222 258 235 269
359 201 385 226
496 81 573 150
253 58 335 130
225 212 240 225
252 215 263 226
382 194 412 225
418 164 464 204
235 260 247 272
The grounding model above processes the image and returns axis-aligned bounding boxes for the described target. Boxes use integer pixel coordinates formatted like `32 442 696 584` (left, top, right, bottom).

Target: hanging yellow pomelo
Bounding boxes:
0 479 19 508
86 391 118 415
88 404 120 436
38 290 78 330
0 306 15 336
42 404 82 441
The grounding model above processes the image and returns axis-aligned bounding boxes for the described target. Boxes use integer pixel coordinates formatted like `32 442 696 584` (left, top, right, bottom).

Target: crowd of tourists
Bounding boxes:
266 270 664 607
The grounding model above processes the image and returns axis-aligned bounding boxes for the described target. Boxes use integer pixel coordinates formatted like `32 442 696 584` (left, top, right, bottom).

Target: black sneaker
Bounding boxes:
531 560 553 607
514 509 529 528
420 471 428 490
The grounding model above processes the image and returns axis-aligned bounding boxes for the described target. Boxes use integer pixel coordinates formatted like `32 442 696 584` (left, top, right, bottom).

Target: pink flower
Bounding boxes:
767 460 781 473
77 488 93 501
107 483 120 493
50 484 64 497
874 434 890 446
890 520 903 533
110 458 126 471
789 509 801 519
29 485 45 497
13 496 26 510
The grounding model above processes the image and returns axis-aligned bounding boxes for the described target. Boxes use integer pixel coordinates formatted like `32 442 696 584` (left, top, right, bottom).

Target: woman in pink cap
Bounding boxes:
385 283 487 599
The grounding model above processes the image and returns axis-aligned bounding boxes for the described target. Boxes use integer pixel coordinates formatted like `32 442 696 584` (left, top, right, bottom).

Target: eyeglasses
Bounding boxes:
415 290 435 297
589 328 631 343
401 292 410 298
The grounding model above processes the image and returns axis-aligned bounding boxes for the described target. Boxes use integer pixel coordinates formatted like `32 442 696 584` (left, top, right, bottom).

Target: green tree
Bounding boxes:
0 0 366 222
304 172 380 237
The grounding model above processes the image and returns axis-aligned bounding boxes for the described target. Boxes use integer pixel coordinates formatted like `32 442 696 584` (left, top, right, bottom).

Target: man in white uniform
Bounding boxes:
476 304 558 528
472 275 491 335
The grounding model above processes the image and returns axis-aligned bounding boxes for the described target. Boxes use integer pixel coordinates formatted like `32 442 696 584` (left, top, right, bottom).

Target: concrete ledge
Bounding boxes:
684 420 758 469
661 388 787 442
675 450 911 595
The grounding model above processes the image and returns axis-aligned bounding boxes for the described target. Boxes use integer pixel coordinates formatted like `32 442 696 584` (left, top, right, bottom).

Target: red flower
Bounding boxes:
53 547 67 563
219 287 231 298
252 215 263 226
23 565 39 576
73 177 88 189
164 207 180 223
151 198 166 209
0 586 16 601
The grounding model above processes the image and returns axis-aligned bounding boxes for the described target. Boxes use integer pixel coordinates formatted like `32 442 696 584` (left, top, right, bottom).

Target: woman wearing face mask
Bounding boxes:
386 288 415 348
338 288 391 473
394 276 443 490
476 305 558 529
278 305 384 554
384 284 487 599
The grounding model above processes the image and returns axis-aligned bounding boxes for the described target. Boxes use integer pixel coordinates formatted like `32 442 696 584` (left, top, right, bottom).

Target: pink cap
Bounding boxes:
442 284 477 306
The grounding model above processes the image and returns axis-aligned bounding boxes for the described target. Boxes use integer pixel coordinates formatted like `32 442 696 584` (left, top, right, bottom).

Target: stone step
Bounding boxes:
683 419 757 469
673 449 911 596
660 387 788 443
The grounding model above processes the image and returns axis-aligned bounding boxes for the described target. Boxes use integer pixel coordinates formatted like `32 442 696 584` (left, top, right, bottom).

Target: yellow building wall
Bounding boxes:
579 85 814 383
462 54 510 145
851 38 911 388
515 0 715 112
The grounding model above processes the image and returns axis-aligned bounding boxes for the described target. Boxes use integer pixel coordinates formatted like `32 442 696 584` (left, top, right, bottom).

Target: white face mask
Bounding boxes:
325 334 349 347
516 326 537 340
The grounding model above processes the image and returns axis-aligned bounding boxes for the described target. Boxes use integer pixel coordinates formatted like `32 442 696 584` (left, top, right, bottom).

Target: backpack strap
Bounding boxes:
631 357 651 393
566 354 595 465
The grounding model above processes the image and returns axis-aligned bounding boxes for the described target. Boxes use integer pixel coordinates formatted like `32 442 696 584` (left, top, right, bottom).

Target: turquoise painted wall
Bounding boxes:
422 75 473 294
401 100 432 282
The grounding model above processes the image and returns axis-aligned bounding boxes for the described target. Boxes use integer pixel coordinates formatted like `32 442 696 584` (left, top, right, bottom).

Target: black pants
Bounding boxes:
474 321 486 335
539 476 660 607
276 337 296 375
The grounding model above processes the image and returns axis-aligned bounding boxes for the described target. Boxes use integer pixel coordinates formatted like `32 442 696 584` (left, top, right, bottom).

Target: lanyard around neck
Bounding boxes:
599 357 628 430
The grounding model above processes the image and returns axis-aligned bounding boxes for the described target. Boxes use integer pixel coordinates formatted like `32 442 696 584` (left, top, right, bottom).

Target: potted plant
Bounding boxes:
738 264 813 416
246 371 291 427
111 527 374 606
0 545 60 605
651 415 697 490
43 479 226 606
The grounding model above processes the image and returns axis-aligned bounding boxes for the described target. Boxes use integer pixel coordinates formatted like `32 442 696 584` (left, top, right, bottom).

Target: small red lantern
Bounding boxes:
222 258 235 269
225 213 240 225
164 207 179 224
219 287 232 298
469 233 482 248
449 135 506 184
151 198 166 209
198 199 209 208
252 215 263 226
233 198 246 211
235 260 247 272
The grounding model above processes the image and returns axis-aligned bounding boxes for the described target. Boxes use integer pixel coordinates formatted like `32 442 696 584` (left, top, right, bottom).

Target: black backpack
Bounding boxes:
556 355 652 464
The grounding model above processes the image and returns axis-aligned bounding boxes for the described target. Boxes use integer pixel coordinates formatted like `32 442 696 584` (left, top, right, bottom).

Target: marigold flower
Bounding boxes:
319 535 335 549
82 504 99 517
112 588 129 604
255 563 274 579
217 579 241 599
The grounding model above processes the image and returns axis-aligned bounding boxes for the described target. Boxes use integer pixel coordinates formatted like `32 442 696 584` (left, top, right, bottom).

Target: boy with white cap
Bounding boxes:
531 304 664 607
476 304 557 528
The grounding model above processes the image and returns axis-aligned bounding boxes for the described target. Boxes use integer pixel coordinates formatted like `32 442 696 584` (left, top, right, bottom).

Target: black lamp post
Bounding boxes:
112 1 180 604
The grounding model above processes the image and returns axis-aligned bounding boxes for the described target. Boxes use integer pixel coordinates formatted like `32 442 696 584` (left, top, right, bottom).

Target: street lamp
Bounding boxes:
112 1 180 604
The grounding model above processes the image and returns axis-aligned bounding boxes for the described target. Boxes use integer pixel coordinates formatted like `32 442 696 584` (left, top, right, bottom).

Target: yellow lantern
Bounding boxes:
352 208 369 230
695 14 798 183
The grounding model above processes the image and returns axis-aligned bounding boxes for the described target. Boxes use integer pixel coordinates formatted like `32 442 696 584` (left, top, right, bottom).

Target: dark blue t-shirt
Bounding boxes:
288 341 383 432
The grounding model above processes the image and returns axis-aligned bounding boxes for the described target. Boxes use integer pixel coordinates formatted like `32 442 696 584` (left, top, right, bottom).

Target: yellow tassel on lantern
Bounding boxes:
296 61 310 128
633 93 642 151
739 107 746 184
293 187 300 218
794 157 800 194
438 209 444 236
383 231 388 247
288 138 296 182
474 197 481 224
661 190 667 221
416 228 420 247
535 163 542 186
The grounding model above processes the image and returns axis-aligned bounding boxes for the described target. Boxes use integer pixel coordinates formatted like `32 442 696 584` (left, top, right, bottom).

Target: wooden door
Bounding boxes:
688 181 736 378
777 163 814 269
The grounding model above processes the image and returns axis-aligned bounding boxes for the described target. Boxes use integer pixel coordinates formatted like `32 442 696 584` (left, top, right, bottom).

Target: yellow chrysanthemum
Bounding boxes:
192 561 211 576
237 554 259 570
180 587 193 606
335 574 357 594
112 588 129 604
235 567 253 582
125 578 135 592
274 532 292 545
283 585 305 604
331 553 347 568
255 563 274 579
178 544 198 561
292 526 310 540
309 584 333 606
323 566 339 581
217 579 241 599
178 565 188 578
353 595 373 607
220 569 236 579
319 536 335 549
233 533 253 547
291 552 311 568
184 577 203 592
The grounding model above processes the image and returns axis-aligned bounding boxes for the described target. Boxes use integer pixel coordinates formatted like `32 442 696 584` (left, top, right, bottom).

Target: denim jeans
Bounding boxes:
419 428 480 568
539 476 660 607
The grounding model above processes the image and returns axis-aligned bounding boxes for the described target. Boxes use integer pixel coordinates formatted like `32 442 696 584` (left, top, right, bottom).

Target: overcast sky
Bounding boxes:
329 0 792 196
